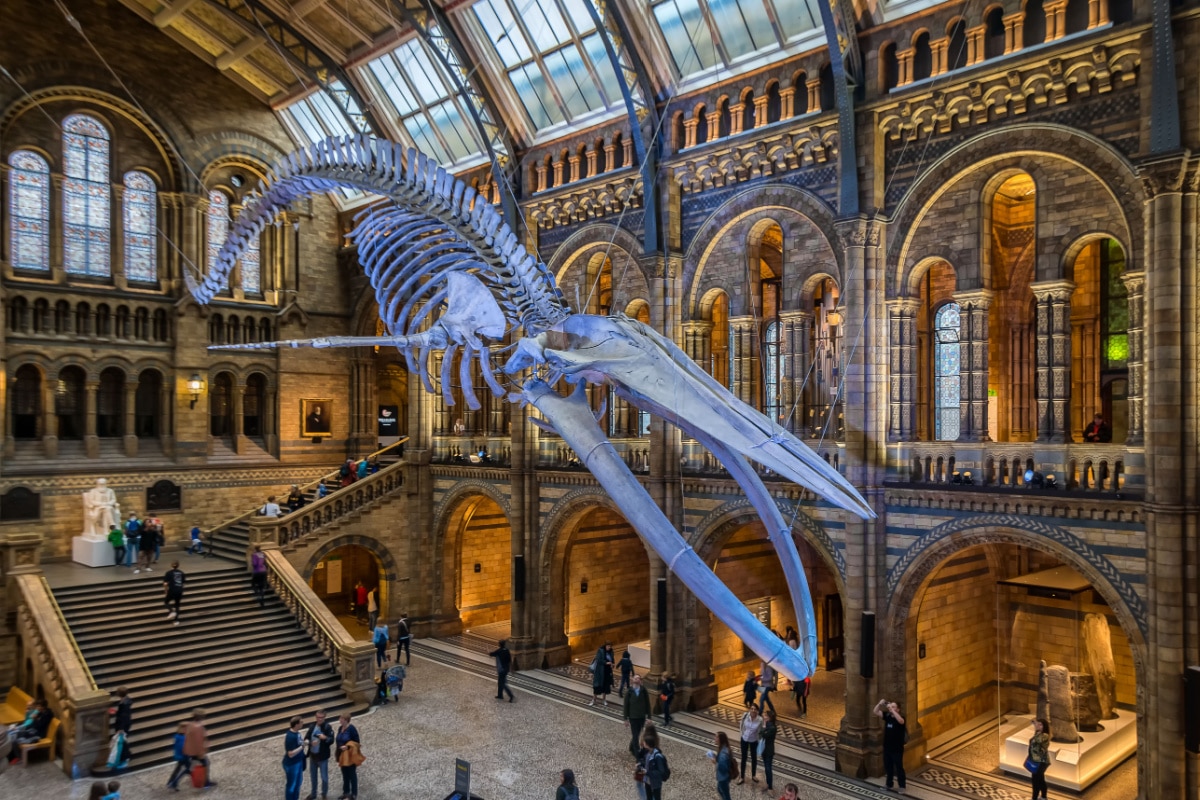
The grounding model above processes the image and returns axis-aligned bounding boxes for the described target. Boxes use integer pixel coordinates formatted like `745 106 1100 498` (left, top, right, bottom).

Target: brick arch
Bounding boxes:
689 497 847 587
301 534 401 583
883 516 1147 713
686 190 840 318
191 130 288 179
430 481 513 624
546 224 648 308
887 124 1143 296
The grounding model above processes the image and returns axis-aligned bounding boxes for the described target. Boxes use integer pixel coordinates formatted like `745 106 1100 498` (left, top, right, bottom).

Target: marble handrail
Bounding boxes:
247 456 406 548
14 574 112 777
261 549 376 704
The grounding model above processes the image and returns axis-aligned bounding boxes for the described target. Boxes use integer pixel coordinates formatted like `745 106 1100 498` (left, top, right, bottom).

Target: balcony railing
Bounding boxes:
901 442 1131 494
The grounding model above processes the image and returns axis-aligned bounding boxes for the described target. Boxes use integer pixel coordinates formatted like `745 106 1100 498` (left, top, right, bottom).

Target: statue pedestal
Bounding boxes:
72 536 114 568
1000 709 1137 790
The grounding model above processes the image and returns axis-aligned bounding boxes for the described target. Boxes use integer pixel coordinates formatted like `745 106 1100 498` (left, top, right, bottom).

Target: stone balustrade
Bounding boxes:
14 573 111 777
903 441 1132 494
261 549 375 704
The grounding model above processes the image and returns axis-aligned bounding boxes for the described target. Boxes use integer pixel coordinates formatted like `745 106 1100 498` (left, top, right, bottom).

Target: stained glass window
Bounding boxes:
207 190 230 290
651 0 821 80
240 234 261 295
7 150 50 271
62 114 111 277
471 0 621 132
123 171 157 282
764 319 781 421
1100 239 1128 370
934 302 961 441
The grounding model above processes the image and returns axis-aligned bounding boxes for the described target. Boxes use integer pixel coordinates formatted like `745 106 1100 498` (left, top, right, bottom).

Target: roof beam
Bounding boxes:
215 34 265 70
154 0 204 27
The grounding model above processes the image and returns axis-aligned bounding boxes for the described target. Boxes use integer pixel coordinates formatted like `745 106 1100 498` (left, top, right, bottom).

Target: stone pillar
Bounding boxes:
585 147 597 178
123 382 137 457
84 381 98 459
568 153 581 184
622 137 633 167
725 102 742 138
42 381 58 459
1089 0 1109 27
779 87 796 118
535 163 548 193
806 77 823 112
729 316 758 406
603 142 617 171
683 118 699 150
896 50 914 86
930 37 949 76
1121 270 1145 444
1137 154 1198 799
264 386 278 454
705 109 721 140
231 382 245 453
967 25 986 65
753 95 769 128
552 159 564 187
50 175 64 284
159 381 174 456
348 353 376 457
954 290 992 441
886 299 919 441
682 321 712 366
1004 13 1023 54
1045 0 1067 40
111 184 127 291
1032 281 1074 442
778 310 813 436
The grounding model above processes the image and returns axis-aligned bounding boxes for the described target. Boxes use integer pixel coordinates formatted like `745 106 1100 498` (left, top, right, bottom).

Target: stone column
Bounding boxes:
159 381 174 457
1121 270 1145 444
806 77 823 112
111 184 127 291
1004 13 1023 54
348 353 376 457
930 37 949 76
585 147 597 178
50 175 64 283
1032 281 1074 442
1137 154 1197 799
552 159 565 187
264 386 278 454
41 380 58 459
622 137 633 167
731 102 747 135
1045 0 1067 40
682 321 712 366
753 95 769 128
886 299 919 441
683 118 699 150
896 50 914 86
705 109 721 140
729 316 758 406
1089 0 1109 28
779 310 813 436
603 142 617 171
780 87 796 118
123 382 138 458
231 382 245 453
568 153 581 184
954 290 992 441
535 163 548 193
84 381 99 459
966 25 986 65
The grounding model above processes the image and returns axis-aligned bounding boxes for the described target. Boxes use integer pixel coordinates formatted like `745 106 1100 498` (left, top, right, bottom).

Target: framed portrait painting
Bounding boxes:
302 399 333 436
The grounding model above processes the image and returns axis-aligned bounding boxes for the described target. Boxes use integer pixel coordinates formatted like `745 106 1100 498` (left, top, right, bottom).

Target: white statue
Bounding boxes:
81 478 120 540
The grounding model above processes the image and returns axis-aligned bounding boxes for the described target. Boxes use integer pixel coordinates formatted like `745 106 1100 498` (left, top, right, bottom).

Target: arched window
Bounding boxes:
135 369 162 437
207 190 230 287
62 114 111 277
123 171 157 283
764 319 781 422
210 372 233 437
912 33 933 81
880 43 899 92
934 302 961 441
1023 0 1047 47
152 309 169 341
244 373 266 437
947 19 968 72
56 366 87 440
7 150 50 271
12 365 42 439
818 63 835 110
985 7 1006 59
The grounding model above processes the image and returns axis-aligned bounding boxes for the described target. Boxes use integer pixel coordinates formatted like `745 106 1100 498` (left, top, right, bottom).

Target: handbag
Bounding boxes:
659 692 668 702
757 737 765 757
1024 756 1040 773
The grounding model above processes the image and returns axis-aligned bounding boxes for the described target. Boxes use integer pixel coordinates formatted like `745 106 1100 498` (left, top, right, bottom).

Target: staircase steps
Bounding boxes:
55 567 357 768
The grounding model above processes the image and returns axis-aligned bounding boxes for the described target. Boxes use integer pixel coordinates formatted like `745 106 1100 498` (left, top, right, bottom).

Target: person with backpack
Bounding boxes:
555 768 579 800
124 513 142 569
707 730 737 800
616 649 634 697
874 698 908 794
372 619 389 668
637 726 669 800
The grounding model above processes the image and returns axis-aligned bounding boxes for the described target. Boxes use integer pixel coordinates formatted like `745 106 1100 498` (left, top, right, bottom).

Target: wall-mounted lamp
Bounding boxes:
187 373 205 409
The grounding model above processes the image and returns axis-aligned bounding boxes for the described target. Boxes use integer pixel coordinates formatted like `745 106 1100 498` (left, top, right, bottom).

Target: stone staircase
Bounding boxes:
54 567 356 768
205 445 405 562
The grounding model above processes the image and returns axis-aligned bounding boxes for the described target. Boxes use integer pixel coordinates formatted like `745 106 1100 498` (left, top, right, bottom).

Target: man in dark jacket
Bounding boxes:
623 673 652 758
489 640 515 702
304 708 334 800
163 562 186 624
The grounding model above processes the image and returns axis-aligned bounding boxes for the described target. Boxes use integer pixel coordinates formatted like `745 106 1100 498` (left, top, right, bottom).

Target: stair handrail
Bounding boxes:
13 573 112 777
247 452 407 548
261 548 376 705
205 437 409 542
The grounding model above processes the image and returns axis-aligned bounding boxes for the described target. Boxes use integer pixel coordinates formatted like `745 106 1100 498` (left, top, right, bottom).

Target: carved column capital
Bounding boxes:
1136 152 1191 198
1029 279 1075 303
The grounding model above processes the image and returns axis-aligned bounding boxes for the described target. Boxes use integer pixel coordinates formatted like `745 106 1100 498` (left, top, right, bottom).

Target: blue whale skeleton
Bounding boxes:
194 135 875 681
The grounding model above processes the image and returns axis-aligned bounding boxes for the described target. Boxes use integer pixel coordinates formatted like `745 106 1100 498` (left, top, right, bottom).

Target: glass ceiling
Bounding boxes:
471 0 622 132
652 0 822 79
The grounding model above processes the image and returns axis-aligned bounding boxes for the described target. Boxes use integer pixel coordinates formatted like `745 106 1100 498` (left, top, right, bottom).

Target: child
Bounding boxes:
374 670 390 706
743 670 758 708
165 722 190 790
101 780 121 799
617 649 634 697
188 526 203 555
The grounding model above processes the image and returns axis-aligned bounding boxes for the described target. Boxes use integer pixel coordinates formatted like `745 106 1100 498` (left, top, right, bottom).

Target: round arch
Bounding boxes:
431 483 514 629
302 536 400 631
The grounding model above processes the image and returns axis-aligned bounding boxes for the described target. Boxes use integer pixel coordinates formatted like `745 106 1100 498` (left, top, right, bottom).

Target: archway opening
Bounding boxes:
310 543 385 639
708 523 841 725
12 364 41 440
1070 238 1128 443
909 543 1138 793
563 506 650 665
456 495 512 635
